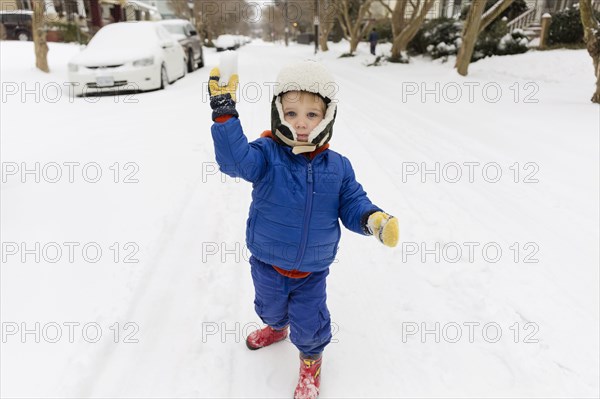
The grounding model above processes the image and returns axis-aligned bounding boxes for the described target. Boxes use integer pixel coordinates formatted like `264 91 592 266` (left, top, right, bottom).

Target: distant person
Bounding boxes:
207 61 399 398
368 27 379 55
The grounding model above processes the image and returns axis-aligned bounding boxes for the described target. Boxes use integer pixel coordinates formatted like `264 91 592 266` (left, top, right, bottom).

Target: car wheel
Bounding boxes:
197 55 204 69
181 58 187 79
160 64 169 90
17 31 29 41
187 49 196 73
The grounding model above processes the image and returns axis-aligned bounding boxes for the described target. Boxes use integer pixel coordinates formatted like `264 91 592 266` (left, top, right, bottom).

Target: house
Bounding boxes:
0 0 86 18
0 0 160 33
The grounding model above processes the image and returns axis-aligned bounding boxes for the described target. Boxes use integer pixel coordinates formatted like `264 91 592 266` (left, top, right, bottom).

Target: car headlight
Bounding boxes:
133 57 154 67
68 63 78 72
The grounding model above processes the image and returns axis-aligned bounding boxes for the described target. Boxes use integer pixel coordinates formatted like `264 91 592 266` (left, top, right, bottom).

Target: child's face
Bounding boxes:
281 91 326 142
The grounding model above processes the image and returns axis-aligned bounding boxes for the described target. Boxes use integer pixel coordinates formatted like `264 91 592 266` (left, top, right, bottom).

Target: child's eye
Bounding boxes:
308 112 319 118
285 111 296 117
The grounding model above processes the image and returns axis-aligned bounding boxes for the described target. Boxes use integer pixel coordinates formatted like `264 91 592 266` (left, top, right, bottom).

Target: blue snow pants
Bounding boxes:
250 255 332 356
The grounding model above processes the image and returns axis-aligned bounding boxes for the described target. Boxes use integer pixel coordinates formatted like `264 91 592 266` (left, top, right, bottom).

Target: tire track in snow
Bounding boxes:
73 169 209 397
70 133 251 396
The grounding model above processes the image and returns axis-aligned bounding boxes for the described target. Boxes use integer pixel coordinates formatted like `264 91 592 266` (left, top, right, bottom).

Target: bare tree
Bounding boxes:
319 0 338 51
182 0 222 44
260 3 286 42
193 0 218 45
166 0 251 45
32 0 49 72
455 0 515 76
580 0 600 103
378 0 436 61
479 0 517 32
333 0 378 54
167 0 192 19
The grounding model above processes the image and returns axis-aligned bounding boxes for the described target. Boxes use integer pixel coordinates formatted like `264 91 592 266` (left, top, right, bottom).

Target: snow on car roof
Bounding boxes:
87 22 164 49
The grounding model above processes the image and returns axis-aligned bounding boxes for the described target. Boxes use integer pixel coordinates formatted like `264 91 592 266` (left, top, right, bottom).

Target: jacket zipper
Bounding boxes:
293 160 314 270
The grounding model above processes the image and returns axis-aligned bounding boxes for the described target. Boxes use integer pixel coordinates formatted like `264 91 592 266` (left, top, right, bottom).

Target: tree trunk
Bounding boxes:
320 25 331 51
594 60 600 103
334 0 376 54
479 0 516 33
319 18 335 52
390 36 404 59
32 0 49 73
390 27 416 58
350 35 360 53
580 0 600 103
384 0 435 60
455 0 487 76
390 0 407 37
318 0 336 51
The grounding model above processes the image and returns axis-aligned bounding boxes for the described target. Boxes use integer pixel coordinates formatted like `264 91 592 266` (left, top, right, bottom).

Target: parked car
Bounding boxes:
0 10 32 41
68 22 186 97
214 34 239 51
158 19 204 72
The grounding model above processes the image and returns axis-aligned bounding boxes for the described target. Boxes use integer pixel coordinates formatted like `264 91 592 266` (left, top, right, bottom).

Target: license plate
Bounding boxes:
96 76 114 87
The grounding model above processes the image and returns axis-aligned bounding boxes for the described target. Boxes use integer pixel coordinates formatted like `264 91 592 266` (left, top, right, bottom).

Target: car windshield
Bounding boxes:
162 24 186 35
87 23 159 50
0 12 32 23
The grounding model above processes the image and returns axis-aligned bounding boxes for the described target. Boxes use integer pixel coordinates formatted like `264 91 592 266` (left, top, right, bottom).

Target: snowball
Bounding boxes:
218 51 238 86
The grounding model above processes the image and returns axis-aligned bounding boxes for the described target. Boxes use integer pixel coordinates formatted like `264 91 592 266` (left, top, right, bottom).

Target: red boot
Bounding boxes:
294 354 322 399
245 325 288 350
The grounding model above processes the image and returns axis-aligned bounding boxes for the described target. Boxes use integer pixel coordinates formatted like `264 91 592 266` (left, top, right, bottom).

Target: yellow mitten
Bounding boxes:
208 67 239 121
208 67 239 101
367 211 399 247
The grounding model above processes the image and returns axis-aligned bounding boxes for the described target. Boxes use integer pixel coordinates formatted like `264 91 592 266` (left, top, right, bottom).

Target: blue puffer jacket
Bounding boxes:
212 117 381 272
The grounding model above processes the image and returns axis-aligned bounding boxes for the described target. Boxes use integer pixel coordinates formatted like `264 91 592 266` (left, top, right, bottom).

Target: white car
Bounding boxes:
68 21 186 96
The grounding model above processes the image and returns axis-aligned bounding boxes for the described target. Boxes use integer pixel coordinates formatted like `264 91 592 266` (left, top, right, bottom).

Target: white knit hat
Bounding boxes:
271 60 338 154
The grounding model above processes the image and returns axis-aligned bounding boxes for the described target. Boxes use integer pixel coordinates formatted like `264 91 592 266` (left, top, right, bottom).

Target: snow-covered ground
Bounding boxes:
1 39 598 398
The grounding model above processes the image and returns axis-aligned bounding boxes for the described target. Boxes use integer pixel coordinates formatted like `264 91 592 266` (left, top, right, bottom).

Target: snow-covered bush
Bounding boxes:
472 19 530 61
409 16 529 62
409 18 463 59
472 18 509 61
47 20 89 44
547 5 600 45
497 29 529 55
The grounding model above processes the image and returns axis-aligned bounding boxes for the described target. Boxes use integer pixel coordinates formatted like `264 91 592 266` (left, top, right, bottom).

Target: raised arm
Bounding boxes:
209 67 267 183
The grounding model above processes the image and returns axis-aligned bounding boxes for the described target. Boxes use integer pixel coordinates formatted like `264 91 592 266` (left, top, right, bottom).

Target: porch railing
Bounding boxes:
507 7 537 32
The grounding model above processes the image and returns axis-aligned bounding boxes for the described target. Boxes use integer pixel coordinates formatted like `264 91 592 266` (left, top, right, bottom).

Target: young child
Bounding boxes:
208 60 398 399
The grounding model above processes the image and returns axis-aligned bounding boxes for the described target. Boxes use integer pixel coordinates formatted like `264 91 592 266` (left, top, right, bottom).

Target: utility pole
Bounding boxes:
314 0 319 54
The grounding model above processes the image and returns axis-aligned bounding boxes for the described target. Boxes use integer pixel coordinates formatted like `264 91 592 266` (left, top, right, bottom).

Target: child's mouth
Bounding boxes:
297 134 308 142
